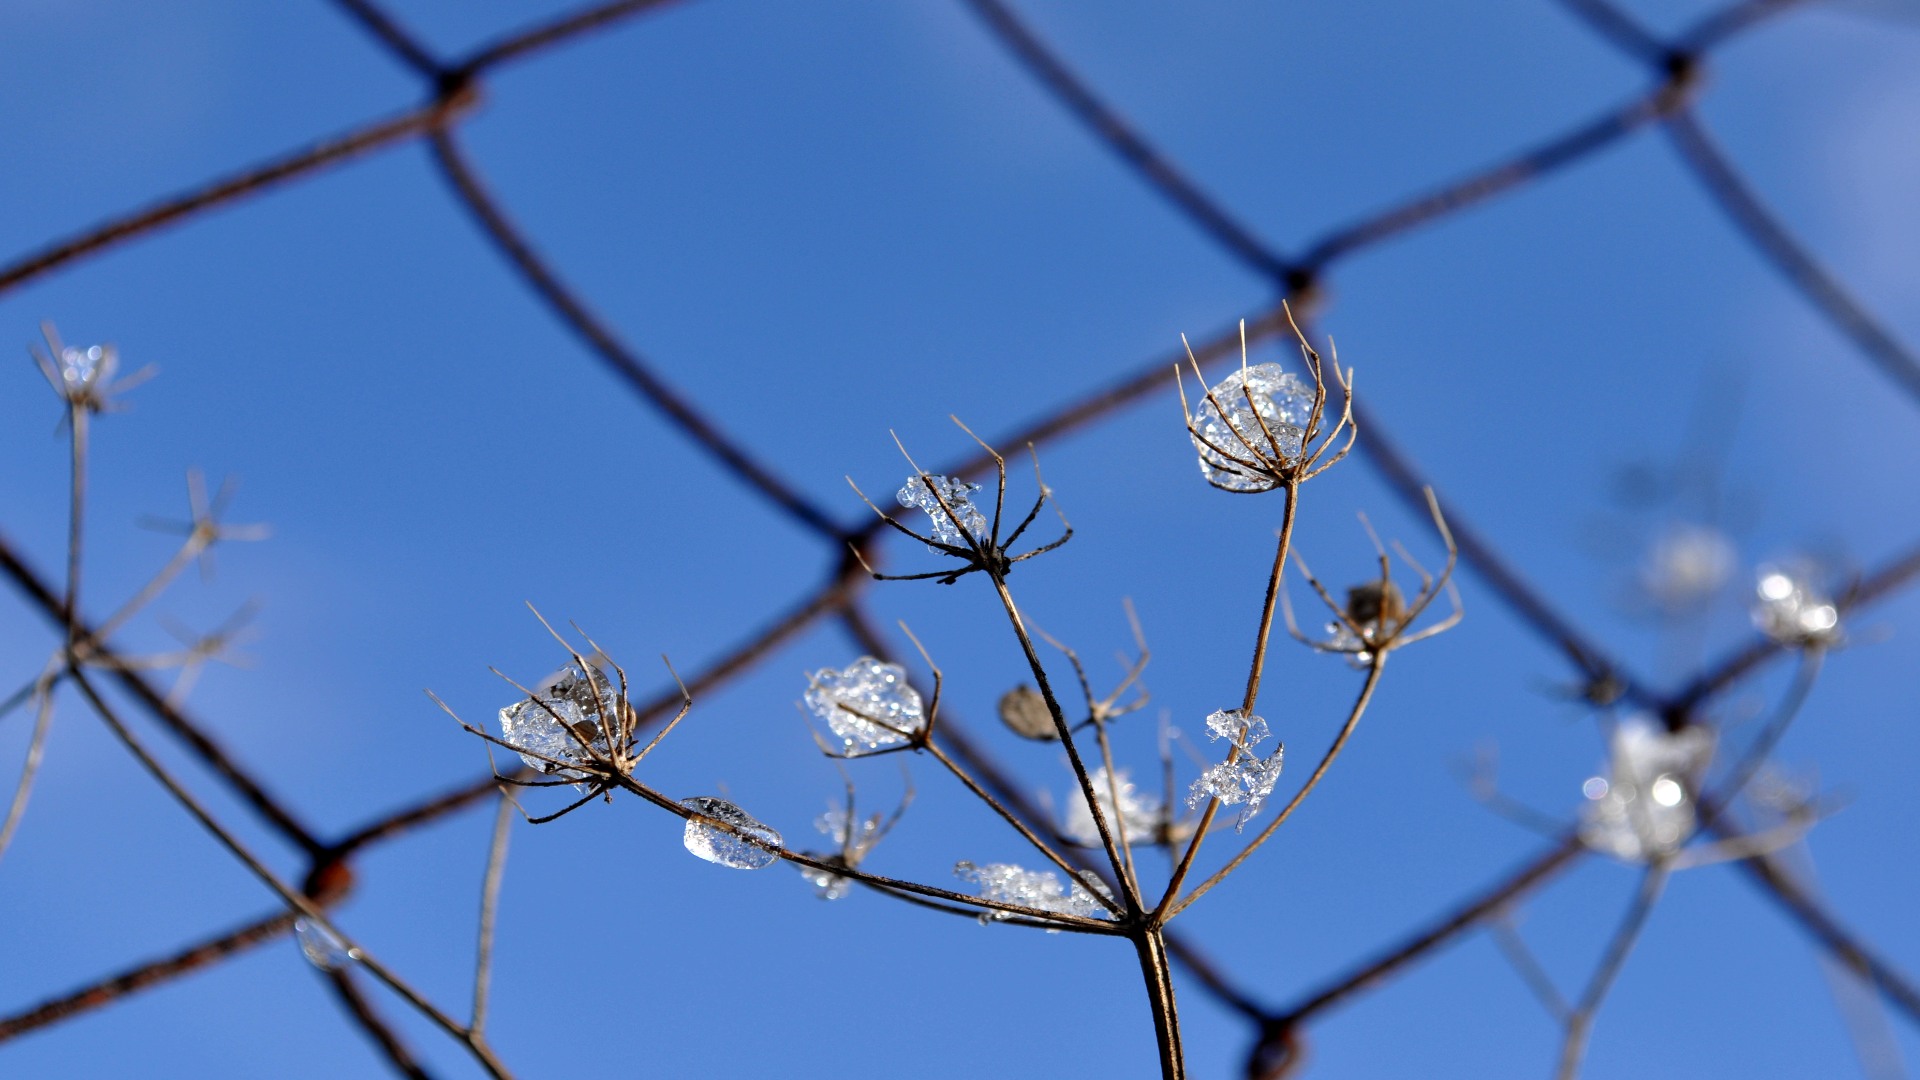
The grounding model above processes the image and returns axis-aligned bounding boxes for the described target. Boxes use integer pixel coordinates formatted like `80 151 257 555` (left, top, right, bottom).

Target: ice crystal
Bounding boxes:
294 918 355 972
57 344 117 391
953 861 1110 923
1189 362 1315 492
1062 767 1166 847
896 474 989 550
800 806 884 900
1188 709 1285 830
1323 621 1376 668
1752 564 1840 645
498 661 618 786
681 796 783 870
804 657 925 754
1639 524 1736 610
1579 717 1715 862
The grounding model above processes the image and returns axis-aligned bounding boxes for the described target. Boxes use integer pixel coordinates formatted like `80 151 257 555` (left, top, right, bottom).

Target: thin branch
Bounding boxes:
326 970 438 1080
325 0 444 78
458 0 687 74
1555 864 1671 1080
471 792 514 1035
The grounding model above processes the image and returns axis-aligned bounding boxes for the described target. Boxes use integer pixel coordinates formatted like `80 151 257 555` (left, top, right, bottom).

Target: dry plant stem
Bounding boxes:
63 668 514 1080
1135 929 1188 1080
458 0 687 73
1158 485 1298 920
1732 848 1920 1026
471 792 514 1035
604 773 1117 931
0 908 296 1042
985 575 1138 910
1697 647 1823 824
326 0 442 78
0 671 57 865
1555 863 1672 1080
1090 715 1143 899
0 531 324 853
1168 653 1387 919
63 404 87 639
1491 916 1572 1023
920 740 1124 916
327 970 435 1080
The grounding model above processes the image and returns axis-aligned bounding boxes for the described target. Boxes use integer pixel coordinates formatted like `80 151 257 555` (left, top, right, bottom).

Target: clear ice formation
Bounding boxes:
801 806 883 900
1323 621 1376 668
1752 564 1840 645
804 657 926 754
498 660 618 786
896 474 989 550
1639 524 1736 610
1189 362 1315 492
1187 709 1285 831
682 796 783 870
953 861 1109 922
1579 716 1716 862
294 918 355 972
1063 767 1166 847
58 344 116 391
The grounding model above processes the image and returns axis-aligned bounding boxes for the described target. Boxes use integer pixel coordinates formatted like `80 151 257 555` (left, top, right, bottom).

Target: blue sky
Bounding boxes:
2 1 1918 1077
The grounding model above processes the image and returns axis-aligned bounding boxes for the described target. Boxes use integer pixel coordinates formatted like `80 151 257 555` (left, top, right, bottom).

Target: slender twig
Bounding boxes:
458 0 686 74
471 792 514 1035
0 669 58 866
325 0 444 78
1555 863 1671 1079
326 971 437 1080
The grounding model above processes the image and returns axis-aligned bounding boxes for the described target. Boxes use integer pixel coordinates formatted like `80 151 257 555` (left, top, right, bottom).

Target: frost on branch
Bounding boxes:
1579 717 1715 862
896 474 989 550
294 918 356 972
1187 709 1285 831
498 661 617 786
953 861 1110 923
801 806 882 900
1189 363 1315 493
804 657 926 754
681 797 783 870
1752 564 1840 645
1063 767 1165 847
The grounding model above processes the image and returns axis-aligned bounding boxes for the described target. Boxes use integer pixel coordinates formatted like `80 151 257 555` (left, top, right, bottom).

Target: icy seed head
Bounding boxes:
1062 767 1166 847
1578 716 1715 862
1640 524 1736 610
498 660 618 785
294 918 356 972
896 474 989 550
1189 362 1315 492
1752 563 1840 645
804 657 926 754
997 684 1059 741
953 861 1110 923
1190 709 1284 830
1323 621 1376 668
58 344 117 390
681 796 783 870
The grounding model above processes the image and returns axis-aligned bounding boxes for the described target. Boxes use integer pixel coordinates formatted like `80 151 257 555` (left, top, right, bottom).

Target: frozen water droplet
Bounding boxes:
1189 363 1314 492
998 684 1059 741
295 918 355 972
498 661 618 786
802 806 884 900
682 796 782 869
1062 767 1166 847
1750 563 1841 645
58 344 116 390
896 475 989 550
953 861 1110 923
1578 716 1714 862
1189 709 1283 829
804 657 925 754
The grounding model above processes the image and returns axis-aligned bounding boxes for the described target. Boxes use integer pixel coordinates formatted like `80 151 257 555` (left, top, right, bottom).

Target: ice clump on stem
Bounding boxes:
1064 767 1165 847
1187 709 1284 831
1639 523 1736 611
1752 564 1840 645
498 660 618 784
58 344 117 391
800 806 882 900
896 474 989 550
1579 716 1715 862
954 861 1109 923
804 657 925 754
294 918 356 972
1190 362 1315 492
681 797 783 870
